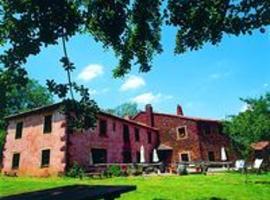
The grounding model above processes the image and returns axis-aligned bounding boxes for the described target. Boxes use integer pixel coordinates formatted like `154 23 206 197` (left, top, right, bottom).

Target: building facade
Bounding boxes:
133 104 235 165
2 103 235 176
2 104 158 176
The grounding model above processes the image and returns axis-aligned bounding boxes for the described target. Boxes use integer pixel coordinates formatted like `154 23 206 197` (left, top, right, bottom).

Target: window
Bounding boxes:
123 124 130 143
43 115 52 133
208 151 215 161
15 122 23 139
135 128 140 142
92 149 107 164
112 122 116 132
211 126 219 135
180 153 189 162
136 151 140 163
99 120 107 137
202 124 211 135
12 153 20 169
147 131 152 144
177 126 187 139
41 149 50 167
122 150 132 163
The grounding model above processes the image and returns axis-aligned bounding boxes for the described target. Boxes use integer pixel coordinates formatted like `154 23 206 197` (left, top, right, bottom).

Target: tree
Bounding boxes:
105 102 139 118
223 93 270 158
0 78 53 163
0 0 269 130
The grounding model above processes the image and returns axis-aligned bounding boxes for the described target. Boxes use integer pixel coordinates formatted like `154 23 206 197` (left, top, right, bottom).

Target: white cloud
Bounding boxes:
88 88 109 96
240 103 253 113
209 73 222 80
240 104 248 112
78 64 103 81
131 92 173 105
263 83 269 88
120 75 145 91
209 71 231 80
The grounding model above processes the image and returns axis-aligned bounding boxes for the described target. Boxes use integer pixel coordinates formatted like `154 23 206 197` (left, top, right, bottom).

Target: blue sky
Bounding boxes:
20 26 270 119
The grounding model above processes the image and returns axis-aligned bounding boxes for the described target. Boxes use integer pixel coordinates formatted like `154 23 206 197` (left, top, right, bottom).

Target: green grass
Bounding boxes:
1 173 270 200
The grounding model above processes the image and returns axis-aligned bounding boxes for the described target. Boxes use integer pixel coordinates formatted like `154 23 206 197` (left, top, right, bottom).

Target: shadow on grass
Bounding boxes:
1 185 136 200
254 181 270 185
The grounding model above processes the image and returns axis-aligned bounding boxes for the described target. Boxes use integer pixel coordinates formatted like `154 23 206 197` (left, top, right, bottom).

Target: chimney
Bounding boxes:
145 104 154 127
176 104 184 115
124 115 132 120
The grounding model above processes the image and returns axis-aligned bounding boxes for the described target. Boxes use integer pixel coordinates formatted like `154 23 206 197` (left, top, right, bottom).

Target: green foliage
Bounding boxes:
167 0 270 54
0 129 5 163
105 102 139 118
0 0 269 131
2 174 270 199
105 165 122 177
2 1 267 78
223 93 270 158
66 162 85 178
0 77 53 128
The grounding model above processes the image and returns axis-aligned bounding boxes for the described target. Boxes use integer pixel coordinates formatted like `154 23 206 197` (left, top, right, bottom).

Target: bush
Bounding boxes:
66 162 85 178
106 165 122 177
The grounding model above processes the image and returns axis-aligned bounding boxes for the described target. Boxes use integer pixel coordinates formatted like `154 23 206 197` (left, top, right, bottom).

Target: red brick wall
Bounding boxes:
134 108 235 163
2 111 67 176
68 113 159 168
197 122 236 161
135 112 202 162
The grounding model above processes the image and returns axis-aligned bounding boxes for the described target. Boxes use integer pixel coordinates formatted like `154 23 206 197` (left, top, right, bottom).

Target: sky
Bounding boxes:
17 26 270 120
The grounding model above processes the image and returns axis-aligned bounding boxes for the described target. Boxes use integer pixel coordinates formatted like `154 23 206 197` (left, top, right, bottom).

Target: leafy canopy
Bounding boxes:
0 77 53 129
0 0 269 130
105 102 139 118
1 0 269 77
223 93 270 158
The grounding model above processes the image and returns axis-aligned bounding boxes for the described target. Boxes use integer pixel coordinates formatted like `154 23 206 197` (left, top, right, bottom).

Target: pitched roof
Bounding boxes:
250 141 270 150
133 111 220 123
4 102 63 120
99 112 158 131
5 102 158 131
157 144 173 150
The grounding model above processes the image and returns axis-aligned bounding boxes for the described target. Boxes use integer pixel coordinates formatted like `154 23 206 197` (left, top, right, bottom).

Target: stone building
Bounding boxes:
2 103 235 176
2 103 158 176
133 104 235 165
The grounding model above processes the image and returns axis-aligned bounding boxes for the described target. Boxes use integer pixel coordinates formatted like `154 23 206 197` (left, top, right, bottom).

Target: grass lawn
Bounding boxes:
1 173 270 200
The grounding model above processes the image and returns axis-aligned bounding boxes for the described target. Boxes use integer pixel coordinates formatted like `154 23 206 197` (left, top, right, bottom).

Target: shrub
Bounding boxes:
66 162 85 178
106 165 122 177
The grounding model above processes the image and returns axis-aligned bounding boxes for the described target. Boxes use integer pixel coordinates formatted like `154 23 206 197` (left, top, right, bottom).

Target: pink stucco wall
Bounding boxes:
68 113 159 169
2 111 67 176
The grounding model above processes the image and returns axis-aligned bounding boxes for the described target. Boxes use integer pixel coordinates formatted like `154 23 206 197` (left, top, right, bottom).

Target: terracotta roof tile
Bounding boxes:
250 141 270 150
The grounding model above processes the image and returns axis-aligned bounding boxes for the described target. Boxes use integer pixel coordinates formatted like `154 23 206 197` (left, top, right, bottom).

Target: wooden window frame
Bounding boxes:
179 152 190 162
91 148 107 164
43 114 52 134
41 149 51 168
12 153 20 169
99 119 108 137
176 126 188 140
15 121 23 139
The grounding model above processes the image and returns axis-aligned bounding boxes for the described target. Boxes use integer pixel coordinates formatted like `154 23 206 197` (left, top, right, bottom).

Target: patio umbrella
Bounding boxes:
221 147 227 161
140 145 145 163
153 149 159 163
